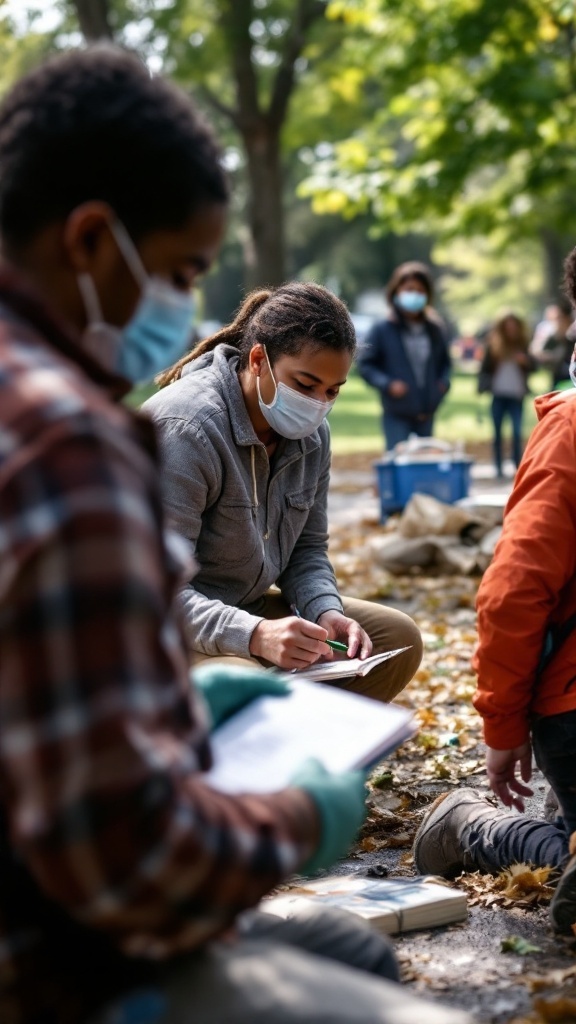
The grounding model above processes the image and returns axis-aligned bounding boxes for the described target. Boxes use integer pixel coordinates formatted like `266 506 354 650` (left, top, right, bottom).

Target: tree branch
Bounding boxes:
196 84 239 126
220 0 261 132
267 0 328 129
70 0 114 42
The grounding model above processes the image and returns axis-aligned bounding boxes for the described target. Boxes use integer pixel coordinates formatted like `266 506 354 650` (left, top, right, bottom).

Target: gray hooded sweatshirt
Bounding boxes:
142 345 343 656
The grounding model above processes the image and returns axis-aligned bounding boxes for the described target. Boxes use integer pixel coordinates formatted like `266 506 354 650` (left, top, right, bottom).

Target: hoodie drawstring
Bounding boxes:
250 445 259 508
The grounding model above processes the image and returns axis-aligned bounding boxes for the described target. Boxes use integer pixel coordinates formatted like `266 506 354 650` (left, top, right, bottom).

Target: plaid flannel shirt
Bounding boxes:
0 271 316 1023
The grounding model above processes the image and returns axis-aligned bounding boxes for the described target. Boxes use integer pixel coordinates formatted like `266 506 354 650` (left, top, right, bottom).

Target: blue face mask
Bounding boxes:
78 220 195 384
118 278 195 383
395 290 427 314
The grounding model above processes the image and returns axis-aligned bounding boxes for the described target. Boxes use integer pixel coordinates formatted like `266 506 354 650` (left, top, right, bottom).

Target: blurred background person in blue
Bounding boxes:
356 261 451 450
478 313 536 479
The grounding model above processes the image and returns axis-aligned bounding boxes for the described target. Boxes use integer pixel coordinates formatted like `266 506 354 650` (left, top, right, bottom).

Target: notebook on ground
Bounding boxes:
260 874 467 935
295 646 411 683
203 678 415 795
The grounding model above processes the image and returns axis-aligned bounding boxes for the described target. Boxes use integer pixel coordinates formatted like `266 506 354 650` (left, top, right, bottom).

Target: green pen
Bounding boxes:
324 638 349 653
290 604 349 654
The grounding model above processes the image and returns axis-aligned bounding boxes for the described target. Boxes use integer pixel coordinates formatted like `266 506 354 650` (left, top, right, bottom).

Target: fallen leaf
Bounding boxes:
496 863 555 902
501 936 543 955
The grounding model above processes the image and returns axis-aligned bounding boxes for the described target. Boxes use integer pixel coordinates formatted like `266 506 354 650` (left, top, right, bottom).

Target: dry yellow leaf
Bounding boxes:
533 996 576 1021
495 863 555 900
414 668 431 682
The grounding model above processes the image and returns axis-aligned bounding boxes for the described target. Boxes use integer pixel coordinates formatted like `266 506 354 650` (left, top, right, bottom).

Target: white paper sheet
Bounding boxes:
204 679 415 794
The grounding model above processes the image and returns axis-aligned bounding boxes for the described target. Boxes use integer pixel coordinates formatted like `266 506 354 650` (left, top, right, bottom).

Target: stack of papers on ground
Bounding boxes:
260 874 467 935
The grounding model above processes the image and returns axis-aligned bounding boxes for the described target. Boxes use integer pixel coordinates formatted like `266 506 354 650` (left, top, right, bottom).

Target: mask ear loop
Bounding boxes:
77 272 103 325
109 219 148 290
257 346 279 408
77 272 122 366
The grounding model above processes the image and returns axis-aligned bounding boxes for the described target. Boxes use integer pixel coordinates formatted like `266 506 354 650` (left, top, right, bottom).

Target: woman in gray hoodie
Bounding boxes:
144 282 422 702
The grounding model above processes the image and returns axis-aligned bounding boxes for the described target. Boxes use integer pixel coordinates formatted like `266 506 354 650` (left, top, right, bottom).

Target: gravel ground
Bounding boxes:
332 780 576 1024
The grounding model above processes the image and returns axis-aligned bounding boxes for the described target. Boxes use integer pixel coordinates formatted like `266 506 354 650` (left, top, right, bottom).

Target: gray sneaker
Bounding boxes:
413 787 500 877
549 847 576 933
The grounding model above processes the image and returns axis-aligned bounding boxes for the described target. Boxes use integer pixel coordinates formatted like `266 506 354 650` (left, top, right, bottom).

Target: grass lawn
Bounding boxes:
327 368 551 455
128 368 553 457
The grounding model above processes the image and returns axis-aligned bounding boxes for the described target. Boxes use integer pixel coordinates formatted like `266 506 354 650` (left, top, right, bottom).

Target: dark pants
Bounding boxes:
194 594 423 704
491 395 524 475
533 710 576 836
466 710 576 874
87 905 471 1023
383 411 434 451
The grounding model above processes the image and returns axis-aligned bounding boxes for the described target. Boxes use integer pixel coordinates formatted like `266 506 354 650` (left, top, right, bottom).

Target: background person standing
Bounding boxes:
533 298 575 390
356 260 451 450
478 312 536 479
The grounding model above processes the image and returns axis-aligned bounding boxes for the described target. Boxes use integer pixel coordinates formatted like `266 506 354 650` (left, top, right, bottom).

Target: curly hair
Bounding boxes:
157 282 356 386
0 45 228 248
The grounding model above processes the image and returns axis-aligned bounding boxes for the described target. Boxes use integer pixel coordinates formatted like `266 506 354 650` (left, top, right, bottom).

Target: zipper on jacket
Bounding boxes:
251 445 270 541
263 452 304 542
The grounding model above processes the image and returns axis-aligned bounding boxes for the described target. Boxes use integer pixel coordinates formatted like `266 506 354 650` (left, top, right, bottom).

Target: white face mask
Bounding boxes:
256 348 336 440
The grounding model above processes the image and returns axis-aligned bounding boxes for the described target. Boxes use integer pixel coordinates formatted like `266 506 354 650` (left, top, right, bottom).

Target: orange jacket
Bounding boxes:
473 389 576 748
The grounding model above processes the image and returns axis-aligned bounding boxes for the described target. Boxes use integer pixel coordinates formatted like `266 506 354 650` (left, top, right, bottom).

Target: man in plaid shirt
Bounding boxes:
0 46 470 1024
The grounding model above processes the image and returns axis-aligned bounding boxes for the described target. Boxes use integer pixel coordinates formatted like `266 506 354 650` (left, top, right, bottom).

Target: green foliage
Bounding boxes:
435 234 545 335
302 0 576 252
0 2 64 93
5 0 572 318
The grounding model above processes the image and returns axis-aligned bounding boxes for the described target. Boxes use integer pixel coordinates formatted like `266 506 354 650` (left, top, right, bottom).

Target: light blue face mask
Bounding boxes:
256 347 336 440
78 220 195 384
395 290 427 314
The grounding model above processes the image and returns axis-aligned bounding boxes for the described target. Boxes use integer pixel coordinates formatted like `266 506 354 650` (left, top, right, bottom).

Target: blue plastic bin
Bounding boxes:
374 439 473 521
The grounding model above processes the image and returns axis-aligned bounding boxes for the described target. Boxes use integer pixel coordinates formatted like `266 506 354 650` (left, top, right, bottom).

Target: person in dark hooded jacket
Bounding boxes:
356 261 451 450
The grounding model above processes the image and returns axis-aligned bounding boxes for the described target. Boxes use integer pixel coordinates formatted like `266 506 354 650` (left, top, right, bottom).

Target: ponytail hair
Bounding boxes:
156 281 356 387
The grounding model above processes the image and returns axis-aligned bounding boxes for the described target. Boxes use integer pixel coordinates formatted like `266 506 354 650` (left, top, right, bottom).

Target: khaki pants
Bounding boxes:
90 906 471 1024
193 595 423 703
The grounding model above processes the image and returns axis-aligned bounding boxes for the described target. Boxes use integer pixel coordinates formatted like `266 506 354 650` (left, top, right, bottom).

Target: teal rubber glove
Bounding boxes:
290 758 368 875
193 663 290 730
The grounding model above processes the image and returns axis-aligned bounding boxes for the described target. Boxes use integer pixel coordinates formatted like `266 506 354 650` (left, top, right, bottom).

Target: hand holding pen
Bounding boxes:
290 605 349 653
290 605 373 659
249 606 343 671
316 607 373 661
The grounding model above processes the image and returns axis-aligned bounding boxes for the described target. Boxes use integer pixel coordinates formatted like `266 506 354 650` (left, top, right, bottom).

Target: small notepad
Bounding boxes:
295 646 411 682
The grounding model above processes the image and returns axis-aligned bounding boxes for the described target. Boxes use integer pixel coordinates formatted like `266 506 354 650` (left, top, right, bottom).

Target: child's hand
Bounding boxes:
486 744 533 811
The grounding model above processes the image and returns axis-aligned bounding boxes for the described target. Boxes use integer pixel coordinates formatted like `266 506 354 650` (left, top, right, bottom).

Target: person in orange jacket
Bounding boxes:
412 252 576 934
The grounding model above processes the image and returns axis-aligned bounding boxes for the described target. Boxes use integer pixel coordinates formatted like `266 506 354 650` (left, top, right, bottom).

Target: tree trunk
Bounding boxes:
218 0 327 289
243 124 285 288
71 0 114 42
